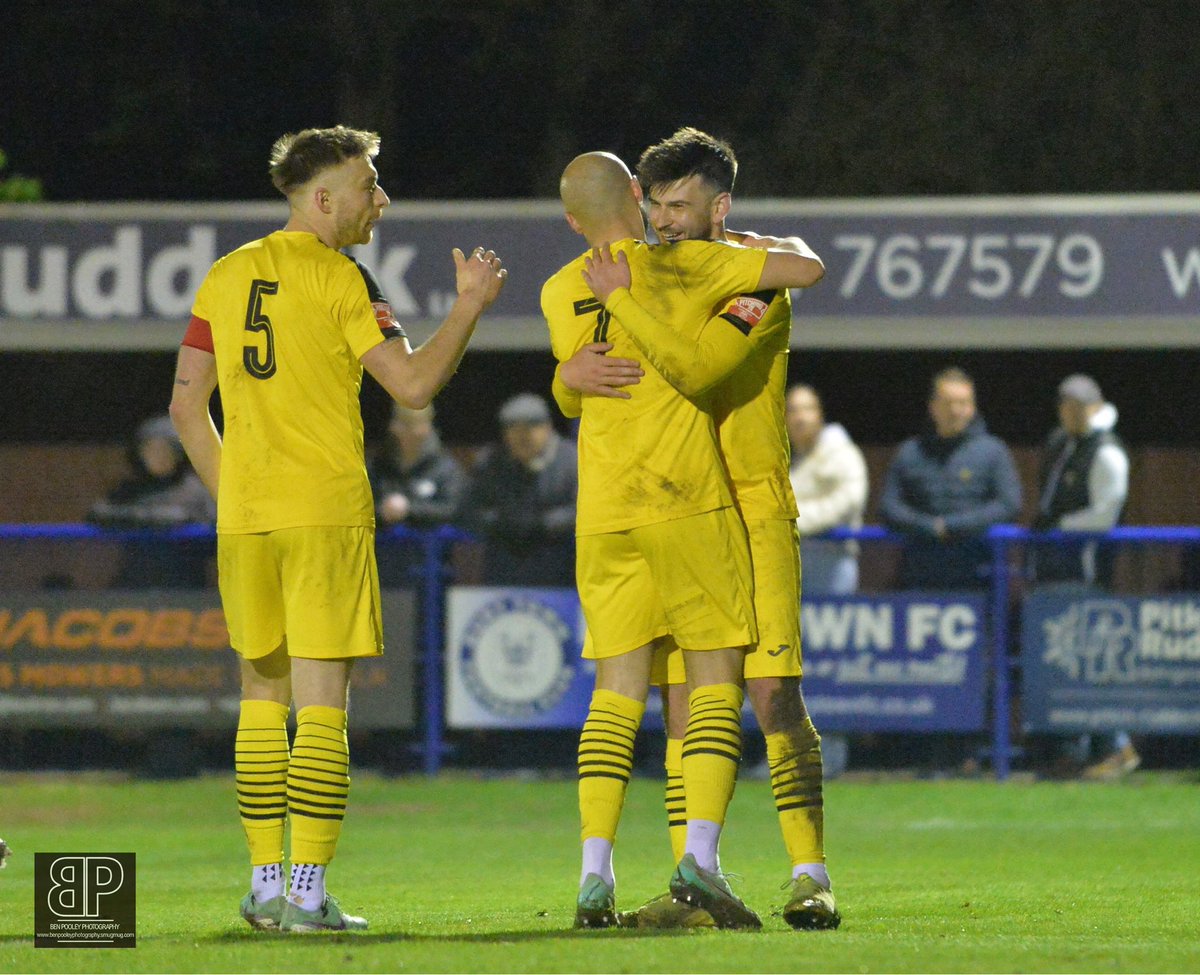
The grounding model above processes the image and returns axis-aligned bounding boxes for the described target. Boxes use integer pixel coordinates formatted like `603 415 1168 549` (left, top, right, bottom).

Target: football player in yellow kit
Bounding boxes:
543 150 823 929
559 128 839 931
170 125 505 933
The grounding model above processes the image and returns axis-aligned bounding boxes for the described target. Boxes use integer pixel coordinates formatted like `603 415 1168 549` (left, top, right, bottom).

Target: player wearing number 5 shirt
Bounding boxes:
168 126 505 934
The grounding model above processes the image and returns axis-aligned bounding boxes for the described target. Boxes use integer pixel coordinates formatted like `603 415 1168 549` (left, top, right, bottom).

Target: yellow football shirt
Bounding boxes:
563 275 798 523
190 231 401 533
711 287 798 522
541 238 767 536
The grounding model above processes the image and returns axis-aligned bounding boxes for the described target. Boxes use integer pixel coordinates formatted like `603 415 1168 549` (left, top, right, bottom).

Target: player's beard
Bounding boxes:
337 213 373 248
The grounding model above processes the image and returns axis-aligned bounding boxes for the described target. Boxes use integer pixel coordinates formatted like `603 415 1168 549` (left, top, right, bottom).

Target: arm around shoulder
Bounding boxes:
754 244 825 291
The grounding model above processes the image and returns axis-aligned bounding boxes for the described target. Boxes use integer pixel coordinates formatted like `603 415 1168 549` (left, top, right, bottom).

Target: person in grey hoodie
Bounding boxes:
88 414 216 588
880 367 1021 590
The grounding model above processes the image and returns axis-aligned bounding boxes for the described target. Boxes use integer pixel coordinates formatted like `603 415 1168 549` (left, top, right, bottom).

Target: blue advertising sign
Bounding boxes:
1021 592 1200 734
800 594 988 732
445 586 592 729
445 588 987 732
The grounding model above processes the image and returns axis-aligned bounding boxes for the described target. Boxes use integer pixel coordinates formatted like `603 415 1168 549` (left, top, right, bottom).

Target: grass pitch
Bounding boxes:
1 768 1197 973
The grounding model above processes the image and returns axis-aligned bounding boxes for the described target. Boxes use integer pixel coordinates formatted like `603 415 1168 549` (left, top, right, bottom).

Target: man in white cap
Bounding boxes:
1032 373 1129 586
1032 373 1134 779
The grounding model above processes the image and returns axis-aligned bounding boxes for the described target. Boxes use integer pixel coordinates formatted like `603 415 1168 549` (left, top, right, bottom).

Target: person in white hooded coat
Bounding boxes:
786 385 868 779
786 385 869 596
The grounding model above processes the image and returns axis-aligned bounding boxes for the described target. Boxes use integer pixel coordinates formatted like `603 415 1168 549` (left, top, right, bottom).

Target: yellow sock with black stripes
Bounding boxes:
578 689 644 863
235 699 290 877
765 718 825 869
682 683 743 871
664 736 687 864
287 705 350 869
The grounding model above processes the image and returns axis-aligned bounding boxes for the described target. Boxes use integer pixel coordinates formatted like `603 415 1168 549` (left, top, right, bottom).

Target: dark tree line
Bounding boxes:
5 0 1198 202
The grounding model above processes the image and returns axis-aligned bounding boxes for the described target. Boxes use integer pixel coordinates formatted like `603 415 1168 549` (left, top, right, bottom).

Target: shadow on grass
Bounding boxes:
198 926 730 944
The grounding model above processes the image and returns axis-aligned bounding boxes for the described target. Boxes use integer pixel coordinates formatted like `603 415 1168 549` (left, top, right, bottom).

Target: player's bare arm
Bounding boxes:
169 344 222 499
754 242 824 289
728 230 824 269
362 246 506 409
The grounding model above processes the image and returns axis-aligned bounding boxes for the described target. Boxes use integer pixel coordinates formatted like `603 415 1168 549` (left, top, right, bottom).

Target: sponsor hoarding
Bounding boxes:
0 589 416 729
445 587 986 733
1022 591 1200 733
5 196 1200 350
800 594 988 732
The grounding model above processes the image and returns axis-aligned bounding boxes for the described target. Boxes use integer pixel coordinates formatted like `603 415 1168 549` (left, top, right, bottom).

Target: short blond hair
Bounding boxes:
268 125 380 196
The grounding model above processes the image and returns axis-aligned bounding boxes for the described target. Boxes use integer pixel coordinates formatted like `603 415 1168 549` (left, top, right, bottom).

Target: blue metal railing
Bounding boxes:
3 521 1199 779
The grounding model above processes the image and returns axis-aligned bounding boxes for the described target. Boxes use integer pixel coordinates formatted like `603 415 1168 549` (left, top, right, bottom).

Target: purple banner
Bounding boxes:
5 197 1200 349
800 594 988 732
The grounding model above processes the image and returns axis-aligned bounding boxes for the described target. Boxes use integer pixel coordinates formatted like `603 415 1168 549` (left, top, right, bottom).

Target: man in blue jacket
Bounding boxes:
880 367 1021 590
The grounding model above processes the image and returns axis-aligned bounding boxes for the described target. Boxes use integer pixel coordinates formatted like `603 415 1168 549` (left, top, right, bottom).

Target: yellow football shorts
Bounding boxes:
217 526 384 660
578 506 756 659
658 517 803 685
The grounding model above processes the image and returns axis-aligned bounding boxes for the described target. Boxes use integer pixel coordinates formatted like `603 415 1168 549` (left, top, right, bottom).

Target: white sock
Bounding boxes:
793 862 831 888
581 837 614 888
251 862 284 902
288 862 327 911
684 819 722 873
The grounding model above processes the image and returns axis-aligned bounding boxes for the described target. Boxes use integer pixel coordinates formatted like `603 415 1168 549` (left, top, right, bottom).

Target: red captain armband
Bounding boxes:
717 294 771 336
372 301 406 341
181 315 214 353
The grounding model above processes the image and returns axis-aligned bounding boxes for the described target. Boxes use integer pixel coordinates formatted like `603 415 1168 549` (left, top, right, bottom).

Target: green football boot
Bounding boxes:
781 874 841 930
668 854 761 930
616 890 716 929
280 893 368 933
239 891 286 931
574 872 617 929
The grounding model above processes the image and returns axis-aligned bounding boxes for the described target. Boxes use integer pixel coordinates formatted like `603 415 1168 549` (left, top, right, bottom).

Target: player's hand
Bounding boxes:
581 245 631 302
453 246 508 308
560 342 643 399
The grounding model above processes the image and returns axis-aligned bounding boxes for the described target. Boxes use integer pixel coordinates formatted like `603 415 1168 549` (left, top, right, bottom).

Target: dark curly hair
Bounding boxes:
636 127 737 195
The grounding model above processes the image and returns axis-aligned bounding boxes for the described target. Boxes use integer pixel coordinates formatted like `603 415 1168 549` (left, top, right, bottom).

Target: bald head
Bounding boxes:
559 152 643 239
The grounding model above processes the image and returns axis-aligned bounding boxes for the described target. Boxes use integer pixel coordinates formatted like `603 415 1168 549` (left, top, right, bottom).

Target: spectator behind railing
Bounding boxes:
879 366 1022 591
877 366 1021 776
87 415 216 588
786 384 868 596
369 402 467 588
1029 373 1136 781
459 393 577 587
786 383 869 779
